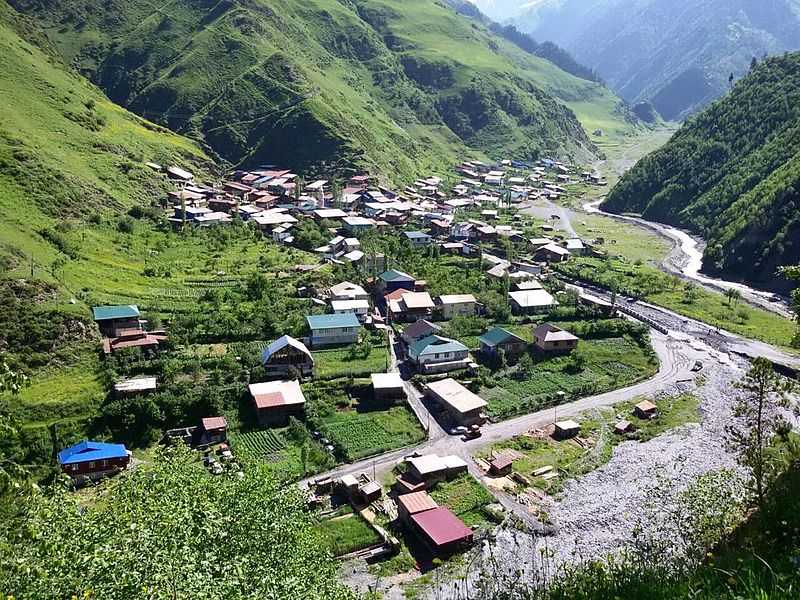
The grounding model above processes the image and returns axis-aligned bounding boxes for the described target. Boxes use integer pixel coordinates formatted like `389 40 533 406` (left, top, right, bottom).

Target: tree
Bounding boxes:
725 357 795 508
294 175 302 202
728 72 735 88
778 264 800 348
0 445 353 599
725 287 741 307
516 353 534 380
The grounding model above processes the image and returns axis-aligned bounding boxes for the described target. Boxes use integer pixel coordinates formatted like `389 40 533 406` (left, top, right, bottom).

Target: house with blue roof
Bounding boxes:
92 305 141 336
261 335 314 378
478 327 528 362
58 440 131 481
408 335 471 374
306 313 361 349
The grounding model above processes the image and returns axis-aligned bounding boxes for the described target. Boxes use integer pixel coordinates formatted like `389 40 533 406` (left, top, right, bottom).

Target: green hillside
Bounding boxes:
603 53 800 292
10 0 639 181
0 1 213 454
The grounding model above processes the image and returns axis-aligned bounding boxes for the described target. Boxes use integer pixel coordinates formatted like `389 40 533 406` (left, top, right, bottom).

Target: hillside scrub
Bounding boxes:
0 445 354 599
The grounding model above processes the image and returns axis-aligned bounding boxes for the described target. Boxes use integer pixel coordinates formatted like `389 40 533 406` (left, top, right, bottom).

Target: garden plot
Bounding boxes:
483 335 657 421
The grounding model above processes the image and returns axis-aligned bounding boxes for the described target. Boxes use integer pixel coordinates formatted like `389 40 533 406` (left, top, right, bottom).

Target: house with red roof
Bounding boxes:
410 506 473 555
198 417 228 445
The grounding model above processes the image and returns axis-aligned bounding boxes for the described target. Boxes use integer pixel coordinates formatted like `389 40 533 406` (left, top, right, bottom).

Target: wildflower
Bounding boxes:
706 552 714 558
84 591 92 598
727 577 736 586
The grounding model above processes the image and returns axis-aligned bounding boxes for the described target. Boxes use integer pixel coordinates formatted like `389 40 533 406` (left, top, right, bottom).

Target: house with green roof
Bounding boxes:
91 305 141 336
478 327 527 362
408 335 470 374
306 313 360 349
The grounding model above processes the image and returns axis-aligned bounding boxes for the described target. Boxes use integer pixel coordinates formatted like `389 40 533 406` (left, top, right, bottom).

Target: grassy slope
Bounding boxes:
12 0 639 181
0 1 218 426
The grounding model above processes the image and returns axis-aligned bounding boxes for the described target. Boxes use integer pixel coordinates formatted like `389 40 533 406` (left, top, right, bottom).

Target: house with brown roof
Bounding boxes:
397 490 438 522
198 417 228 445
531 323 579 354
634 400 658 420
388 291 435 323
249 380 306 426
102 329 167 356
425 378 487 427
400 319 441 345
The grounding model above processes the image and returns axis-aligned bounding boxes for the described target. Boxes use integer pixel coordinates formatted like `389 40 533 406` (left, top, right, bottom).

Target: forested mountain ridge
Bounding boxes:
603 53 800 292
9 0 638 182
473 0 800 121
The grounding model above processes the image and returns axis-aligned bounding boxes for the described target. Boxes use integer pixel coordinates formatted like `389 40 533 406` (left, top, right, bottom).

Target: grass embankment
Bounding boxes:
485 393 699 494
555 257 796 348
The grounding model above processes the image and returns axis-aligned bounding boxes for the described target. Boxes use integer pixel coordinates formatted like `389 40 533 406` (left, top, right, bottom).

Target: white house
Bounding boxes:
330 299 370 322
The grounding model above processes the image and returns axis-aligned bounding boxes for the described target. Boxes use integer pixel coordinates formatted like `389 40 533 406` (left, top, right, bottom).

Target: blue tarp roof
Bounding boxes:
58 440 129 465
404 231 430 239
92 305 140 321
306 313 360 330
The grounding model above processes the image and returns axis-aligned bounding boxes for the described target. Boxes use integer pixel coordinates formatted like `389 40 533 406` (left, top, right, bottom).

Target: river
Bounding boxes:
582 199 794 318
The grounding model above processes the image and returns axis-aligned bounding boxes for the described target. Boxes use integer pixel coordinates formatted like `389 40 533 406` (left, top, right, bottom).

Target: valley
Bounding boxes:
1 2 800 599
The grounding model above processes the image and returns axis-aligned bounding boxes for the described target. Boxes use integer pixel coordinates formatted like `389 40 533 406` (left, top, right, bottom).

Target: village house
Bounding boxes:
377 269 416 295
102 329 167 356
554 420 581 440
92 305 142 336
330 281 369 302
435 294 477 320
261 335 314 378
400 319 441 345
397 490 438 522
489 454 514 477
388 291 435 323
634 400 658 420
565 238 587 255
371 372 405 400
410 506 473 555
425 378 487 427
306 313 360 348
342 216 375 235
313 208 348 222
272 226 294 244
405 454 448 488
249 380 307 426
535 242 571 263
331 298 370 322
429 219 452 237
532 323 579 353
404 231 432 247
478 327 528 362
197 416 228 445
508 289 557 315
408 335 470 373
58 440 131 481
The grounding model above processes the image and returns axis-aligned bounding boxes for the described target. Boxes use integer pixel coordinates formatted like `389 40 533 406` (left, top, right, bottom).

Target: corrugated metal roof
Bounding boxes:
379 269 414 282
92 305 140 321
410 335 468 357
411 507 472 546
58 440 128 465
478 327 523 347
261 335 312 364
397 491 438 514
306 313 360 330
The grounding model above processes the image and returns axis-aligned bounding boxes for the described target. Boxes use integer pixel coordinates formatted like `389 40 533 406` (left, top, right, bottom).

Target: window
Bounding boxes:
101 460 108 467
88 462 96 469
553 341 559 347
71 464 78 472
